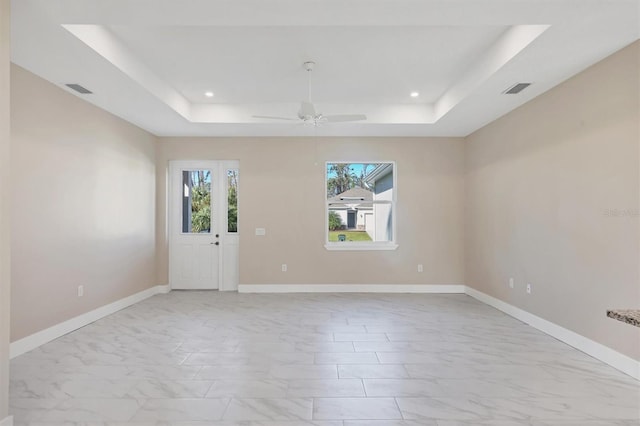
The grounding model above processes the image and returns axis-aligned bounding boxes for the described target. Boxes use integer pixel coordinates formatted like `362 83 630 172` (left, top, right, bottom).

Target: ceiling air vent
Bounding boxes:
503 83 531 95
65 83 93 94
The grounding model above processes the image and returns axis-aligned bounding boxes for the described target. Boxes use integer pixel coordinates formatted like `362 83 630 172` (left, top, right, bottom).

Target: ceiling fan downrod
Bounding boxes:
303 61 315 103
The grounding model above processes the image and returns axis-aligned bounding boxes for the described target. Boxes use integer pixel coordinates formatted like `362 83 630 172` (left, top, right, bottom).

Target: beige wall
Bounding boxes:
156 137 465 286
10 65 157 341
0 0 10 420
465 42 640 360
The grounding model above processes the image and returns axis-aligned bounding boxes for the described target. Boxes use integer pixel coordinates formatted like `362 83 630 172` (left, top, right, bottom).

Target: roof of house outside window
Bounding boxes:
328 187 373 209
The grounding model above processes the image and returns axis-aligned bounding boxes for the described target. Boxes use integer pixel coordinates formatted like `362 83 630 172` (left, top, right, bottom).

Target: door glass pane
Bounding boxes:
182 170 212 233
227 169 239 233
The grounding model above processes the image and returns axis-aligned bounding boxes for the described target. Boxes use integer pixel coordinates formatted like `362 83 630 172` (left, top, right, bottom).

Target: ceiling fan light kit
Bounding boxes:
252 61 367 126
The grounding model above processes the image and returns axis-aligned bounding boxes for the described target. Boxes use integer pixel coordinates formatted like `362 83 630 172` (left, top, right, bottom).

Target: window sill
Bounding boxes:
324 243 399 251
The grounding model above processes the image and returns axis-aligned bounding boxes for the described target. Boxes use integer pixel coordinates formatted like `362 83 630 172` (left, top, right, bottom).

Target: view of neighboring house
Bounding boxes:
364 163 394 242
327 186 373 230
327 163 394 242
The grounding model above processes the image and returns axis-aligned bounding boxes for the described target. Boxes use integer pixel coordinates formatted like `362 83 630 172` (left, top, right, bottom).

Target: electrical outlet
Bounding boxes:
77 285 84 297
509 277 514 289
255 228 266 236
417 264 423 273
281 264 287 272
526 283 532 294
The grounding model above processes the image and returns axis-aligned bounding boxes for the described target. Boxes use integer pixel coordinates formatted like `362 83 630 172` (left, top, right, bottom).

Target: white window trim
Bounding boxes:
324 242 399 251
324 161 397 251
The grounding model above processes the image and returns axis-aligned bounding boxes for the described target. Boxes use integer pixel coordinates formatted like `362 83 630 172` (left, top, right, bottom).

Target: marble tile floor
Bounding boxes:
9 291 640 425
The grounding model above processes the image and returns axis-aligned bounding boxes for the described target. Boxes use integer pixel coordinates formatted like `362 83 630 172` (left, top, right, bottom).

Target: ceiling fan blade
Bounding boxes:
252 115 299 121
299 101 316 118
323 114 367 123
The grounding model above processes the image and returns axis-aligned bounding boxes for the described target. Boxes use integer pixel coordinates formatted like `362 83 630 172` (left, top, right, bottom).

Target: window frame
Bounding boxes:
324 161 398 251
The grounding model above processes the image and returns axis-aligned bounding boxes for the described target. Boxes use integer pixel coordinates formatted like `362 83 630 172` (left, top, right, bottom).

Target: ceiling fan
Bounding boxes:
253 61 367 125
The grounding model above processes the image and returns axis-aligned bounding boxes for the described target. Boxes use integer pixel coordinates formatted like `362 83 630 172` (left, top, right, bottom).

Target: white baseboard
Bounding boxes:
238 284 465 293
0 415 13 426
9 284 170 359
156 284 171 294
465 286 640 381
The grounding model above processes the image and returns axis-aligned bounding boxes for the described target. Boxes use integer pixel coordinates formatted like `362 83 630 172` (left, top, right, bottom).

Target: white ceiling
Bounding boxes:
10 0 640 137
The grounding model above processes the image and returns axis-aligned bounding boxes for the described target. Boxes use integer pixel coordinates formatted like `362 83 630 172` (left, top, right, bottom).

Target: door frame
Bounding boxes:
168 160 239 291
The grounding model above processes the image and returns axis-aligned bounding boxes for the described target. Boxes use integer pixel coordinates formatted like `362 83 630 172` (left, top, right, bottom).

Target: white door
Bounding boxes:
169 160 239 290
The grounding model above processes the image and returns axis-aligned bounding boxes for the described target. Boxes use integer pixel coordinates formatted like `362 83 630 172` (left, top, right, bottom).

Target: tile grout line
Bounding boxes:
219 396 233 421
393 396 405 420
201 378 216 398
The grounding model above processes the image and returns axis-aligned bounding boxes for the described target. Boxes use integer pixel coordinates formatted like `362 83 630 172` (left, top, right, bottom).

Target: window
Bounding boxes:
227 169 238 233
181 170 212 233
325 162 397 250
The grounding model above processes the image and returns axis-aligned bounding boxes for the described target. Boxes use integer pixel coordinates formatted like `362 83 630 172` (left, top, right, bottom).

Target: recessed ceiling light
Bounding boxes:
205 91 214 97
410 92 419 98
